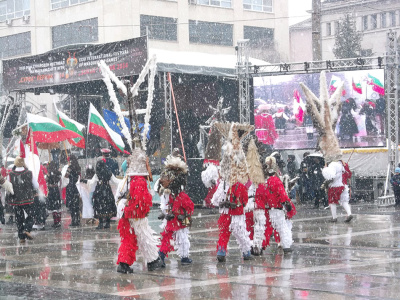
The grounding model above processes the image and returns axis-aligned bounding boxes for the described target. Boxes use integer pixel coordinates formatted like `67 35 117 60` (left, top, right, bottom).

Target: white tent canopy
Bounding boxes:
150 48 269 77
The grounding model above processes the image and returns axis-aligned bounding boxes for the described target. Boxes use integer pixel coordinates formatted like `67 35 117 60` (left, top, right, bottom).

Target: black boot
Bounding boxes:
117 262 133 274
147 257 163 271
104 218 111 229
6 216 14 225
96 218 104 229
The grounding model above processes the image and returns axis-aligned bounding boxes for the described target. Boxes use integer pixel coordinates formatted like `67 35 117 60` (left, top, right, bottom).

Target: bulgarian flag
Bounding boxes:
329 75 346 96
55 104 85 149
88 103 127 154
26 113 82 143
368 74 385 95
352 78 362 94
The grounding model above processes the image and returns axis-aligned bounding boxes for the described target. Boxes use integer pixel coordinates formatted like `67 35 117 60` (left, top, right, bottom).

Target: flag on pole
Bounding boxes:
352 78 362 94
55 104 85 149
88 104 127 154
26 113 82 143
329 75 346 96
102 109 151 140
368 74 385 95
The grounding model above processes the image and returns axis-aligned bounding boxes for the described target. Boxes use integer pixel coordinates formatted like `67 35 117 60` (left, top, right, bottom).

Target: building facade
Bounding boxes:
0 0 289 62
289 18 312 62
321 0 400 60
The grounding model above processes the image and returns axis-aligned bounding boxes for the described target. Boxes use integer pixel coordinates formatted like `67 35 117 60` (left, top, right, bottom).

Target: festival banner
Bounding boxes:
2 36 147 91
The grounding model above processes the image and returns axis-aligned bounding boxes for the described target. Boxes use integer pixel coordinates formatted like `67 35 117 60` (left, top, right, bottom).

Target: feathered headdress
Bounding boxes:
246 138 264 185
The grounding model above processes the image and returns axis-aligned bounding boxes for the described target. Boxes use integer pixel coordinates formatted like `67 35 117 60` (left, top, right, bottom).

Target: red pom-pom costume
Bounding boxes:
255 176 293 250
159 191 194 257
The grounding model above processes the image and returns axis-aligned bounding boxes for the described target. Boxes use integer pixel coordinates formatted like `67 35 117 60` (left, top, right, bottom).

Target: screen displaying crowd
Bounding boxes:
253 69 386 150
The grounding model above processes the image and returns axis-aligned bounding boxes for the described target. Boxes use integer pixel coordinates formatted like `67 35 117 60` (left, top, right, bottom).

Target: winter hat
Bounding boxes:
14 156 25 168
395 167 400 174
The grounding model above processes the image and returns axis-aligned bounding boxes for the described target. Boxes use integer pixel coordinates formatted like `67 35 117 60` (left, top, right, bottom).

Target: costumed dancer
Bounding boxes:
63 155 81 227
322 154 353 223
115 137 163 273
158 154 194 267
46 161 62 228
91 159 119 229
78 165 95 224
8 157 36 243
211 122 253 262
256 156 294 254
299 70 353 223
201 123 222 208
245 138 265 256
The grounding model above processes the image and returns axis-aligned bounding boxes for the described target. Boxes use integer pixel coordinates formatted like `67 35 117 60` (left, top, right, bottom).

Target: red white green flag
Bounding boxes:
88 103 127 153
26 113 82 143
368 74 385 95
54 104 85 149
352 78 362 94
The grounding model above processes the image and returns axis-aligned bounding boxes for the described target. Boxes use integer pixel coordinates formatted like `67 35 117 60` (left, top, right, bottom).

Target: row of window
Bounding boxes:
0 0 273 23
140 15 274 47
0 16 274 58
325 11 399 36
0 0 29 22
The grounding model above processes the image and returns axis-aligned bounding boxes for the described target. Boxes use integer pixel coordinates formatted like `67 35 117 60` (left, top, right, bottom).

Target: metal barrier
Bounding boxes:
375 195 396 206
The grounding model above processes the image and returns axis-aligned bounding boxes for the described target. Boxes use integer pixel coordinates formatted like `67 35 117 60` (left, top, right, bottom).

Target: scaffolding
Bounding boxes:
385 30 399 170
236 39 251 124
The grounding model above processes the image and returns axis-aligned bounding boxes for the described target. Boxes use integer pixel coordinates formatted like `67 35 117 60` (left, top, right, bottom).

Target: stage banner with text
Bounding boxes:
2 36 147 91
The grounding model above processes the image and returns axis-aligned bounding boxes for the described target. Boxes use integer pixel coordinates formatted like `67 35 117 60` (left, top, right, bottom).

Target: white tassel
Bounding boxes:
98 61 132 146
201 164 219 188
339 185 350 205
253 209 266 248
130 218 159 263
1 180 13 195
245 184 256 212
173 228 190 258
269 209 293 249
230 215 252 253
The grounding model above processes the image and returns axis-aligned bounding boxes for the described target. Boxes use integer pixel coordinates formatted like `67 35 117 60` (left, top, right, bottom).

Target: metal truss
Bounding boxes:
385 30 399 170
163 72 173 154
250 56 384 77
236 39 251 124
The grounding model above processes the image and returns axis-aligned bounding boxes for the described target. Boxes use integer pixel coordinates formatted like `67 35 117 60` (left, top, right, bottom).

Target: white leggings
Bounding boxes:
130 218 159 263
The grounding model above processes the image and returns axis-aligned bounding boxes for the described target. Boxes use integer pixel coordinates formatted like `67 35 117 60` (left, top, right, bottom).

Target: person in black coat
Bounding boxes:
65 155 81 227
339 98 359 140
101 148 119 176
390 167 400 206
92 159 117 229
46 161 62 228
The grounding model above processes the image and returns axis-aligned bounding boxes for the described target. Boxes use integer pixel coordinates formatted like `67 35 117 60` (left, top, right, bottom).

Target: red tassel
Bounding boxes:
117 218 138 265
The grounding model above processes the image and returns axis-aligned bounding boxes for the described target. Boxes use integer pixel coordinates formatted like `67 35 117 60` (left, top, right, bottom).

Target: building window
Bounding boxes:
390 11 396 27
334 21 339 34
362 15 368 31
326 22 331 36
52 18 98 48
381 12 386 28
196 0 231 8
244 26 274 48
0 0 30 22
0 32 31 58
189 20 233 46
371 14 377 29
243 0 273 13
140 15 177 41
50 0 94 10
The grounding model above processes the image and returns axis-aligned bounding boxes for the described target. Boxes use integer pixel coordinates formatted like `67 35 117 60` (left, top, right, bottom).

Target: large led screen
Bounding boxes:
253 69 385 150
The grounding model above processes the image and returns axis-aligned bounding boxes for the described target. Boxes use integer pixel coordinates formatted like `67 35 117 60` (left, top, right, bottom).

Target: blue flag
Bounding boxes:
102 109 150 139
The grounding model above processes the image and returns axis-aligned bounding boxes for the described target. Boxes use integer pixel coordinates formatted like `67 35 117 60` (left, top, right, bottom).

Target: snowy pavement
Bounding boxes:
1 203 400 299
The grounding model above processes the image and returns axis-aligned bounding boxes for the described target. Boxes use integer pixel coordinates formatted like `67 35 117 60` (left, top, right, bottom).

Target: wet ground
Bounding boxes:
1 203 400 299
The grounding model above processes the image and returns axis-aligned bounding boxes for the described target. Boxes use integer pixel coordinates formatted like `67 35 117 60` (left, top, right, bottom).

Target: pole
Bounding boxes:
312 0 322 61
167 73 187 162
63 141 69 162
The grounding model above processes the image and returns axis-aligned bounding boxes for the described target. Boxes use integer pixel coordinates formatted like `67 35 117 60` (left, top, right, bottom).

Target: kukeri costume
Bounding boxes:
211 123 253 262
158 155 194 266
115 144 163 274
